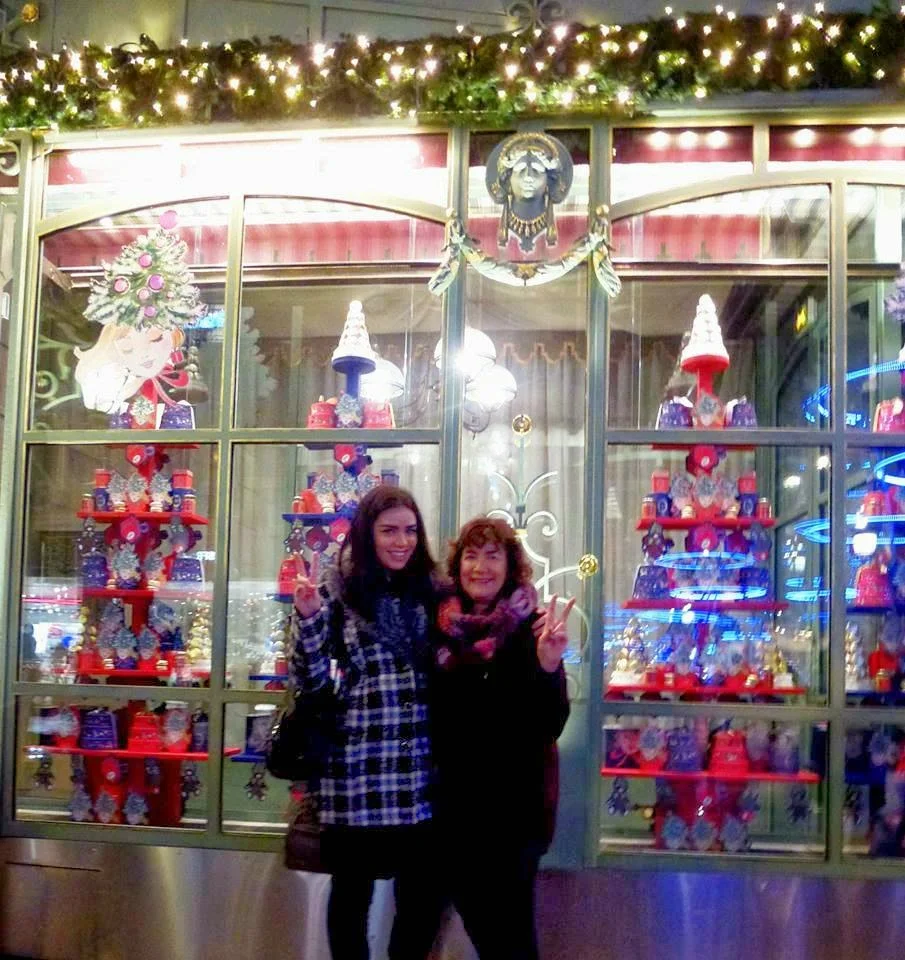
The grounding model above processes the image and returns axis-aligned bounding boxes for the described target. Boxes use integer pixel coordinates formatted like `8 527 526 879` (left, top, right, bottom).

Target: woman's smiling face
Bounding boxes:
459 541 508 608
113 325 174 379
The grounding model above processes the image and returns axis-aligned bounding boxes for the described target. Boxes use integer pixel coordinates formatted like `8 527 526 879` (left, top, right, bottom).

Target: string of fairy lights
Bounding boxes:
1 5 905 130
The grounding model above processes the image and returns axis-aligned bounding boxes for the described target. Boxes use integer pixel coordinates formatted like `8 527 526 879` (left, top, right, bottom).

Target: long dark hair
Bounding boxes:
340 485 436 617
447 517 533 608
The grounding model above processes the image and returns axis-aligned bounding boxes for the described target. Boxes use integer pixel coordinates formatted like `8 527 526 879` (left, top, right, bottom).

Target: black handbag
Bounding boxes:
266 600 346 782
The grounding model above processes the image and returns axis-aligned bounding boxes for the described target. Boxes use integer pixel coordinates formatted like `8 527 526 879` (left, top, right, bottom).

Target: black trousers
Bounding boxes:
323 823 445 960
448 843 543 960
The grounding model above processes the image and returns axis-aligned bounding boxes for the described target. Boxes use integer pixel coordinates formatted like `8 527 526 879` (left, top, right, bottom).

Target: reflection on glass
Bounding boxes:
16 695 210 827
34 200 227 430
600 714 826 856
459 271 587 680
21 444 217 685
609 278 828 429
603 445 829 703
236 281 441 429
227 443 440 690
842 448 905 706
611 126 753 204
613 186 829 262
847 185 905 263
845 724 905 858
843 269 905 431
223 702 291 834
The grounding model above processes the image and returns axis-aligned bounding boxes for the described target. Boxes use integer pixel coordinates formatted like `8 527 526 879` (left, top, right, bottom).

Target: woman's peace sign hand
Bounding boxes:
293 552 322 618
536 594 575 673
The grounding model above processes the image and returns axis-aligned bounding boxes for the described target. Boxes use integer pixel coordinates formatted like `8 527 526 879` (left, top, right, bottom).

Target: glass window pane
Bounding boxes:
844 446 905 706
457 270 586 665
34 200 227 430
770 125 905 174
613 186 829 263
612 127 753 204
609 276 828 430
848 185 905 264
44 135 448 217
17 694 211 828
21 443 217 685
844 723 905 858
237 280 441 430
222 702 290 834
603 444 829 704
227 442 440 690
601 714 826 857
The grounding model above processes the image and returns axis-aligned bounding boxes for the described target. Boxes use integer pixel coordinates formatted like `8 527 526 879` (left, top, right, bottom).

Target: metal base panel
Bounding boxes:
3 838 905 960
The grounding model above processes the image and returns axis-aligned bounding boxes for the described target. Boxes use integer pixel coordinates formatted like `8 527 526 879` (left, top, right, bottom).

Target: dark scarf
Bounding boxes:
435 584 537 669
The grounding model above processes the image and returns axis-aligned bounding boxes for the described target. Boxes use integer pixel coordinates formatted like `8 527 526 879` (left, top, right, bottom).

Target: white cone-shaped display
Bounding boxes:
332 300 377 374
680 294 730 373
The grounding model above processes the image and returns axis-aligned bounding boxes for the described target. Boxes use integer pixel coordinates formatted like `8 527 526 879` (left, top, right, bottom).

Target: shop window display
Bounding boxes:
844 724 905 858
20 444 217 685
457 269 587 678
34 201 227 431
769 125 905 173
600 714 826 856
838 448 905 706
16 694 215 828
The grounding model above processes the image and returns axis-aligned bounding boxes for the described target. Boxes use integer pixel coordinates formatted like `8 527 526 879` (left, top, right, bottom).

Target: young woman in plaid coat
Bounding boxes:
290 485 447 960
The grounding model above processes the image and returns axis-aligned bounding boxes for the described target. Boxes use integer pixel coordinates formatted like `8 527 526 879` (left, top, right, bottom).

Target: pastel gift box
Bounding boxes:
770 728 800 773
737 472 757 495
726 396 758 428
632 565 670 600
162 703 191 753
171 469 194 490
159 402 195 430
709 730 750 775
307 399 336 429
127 712 164 752
381 469 400 486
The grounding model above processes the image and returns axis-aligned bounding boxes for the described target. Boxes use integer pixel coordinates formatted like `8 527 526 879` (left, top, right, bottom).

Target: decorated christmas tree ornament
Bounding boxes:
332 300 376 395
681 295 730 377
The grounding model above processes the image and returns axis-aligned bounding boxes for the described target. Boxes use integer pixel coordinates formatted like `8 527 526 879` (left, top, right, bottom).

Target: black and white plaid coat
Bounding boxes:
290 564 438 828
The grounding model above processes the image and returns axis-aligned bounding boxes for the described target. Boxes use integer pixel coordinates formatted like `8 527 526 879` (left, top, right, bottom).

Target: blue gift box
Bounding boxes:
633 564 670 599
653 493 672 517
81 553 109 587
159 402 195 430
170 555 204 583
738 493 758 517
79 708 119 750
93 487 111 511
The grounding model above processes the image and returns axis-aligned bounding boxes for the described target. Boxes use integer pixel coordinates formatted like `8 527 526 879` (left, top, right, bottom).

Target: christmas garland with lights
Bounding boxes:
2 10 905 130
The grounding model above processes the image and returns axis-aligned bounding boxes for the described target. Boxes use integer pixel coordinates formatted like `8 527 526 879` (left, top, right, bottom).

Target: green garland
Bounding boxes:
2 10 905 131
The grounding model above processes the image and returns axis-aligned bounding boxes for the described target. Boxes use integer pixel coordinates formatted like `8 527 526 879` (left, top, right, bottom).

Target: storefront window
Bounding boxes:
237 198 444 429
458 268 587 673
770 125 905 173
44 134 449 217
20 443 217 685
601 713 826 856
844 723 905 859
17 694 213 828
226 442 440 690
34 200 228 431
603 444 829 704
611 127 753 204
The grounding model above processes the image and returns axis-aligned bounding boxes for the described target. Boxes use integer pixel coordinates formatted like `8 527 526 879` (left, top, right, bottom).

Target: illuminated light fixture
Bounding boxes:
706 129 729 148
783 475 802 489
433 325 497 381
816 454 830 470
359 356 405 402
852 530 879 557
850 126 876 147
791 127 817 148
465 364 518 412
676 130 699 148
648 130 671 149
880 126 905 147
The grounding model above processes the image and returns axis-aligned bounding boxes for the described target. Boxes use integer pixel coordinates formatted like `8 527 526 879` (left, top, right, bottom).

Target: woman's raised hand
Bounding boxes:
536 594 575 673
293 552 322 618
